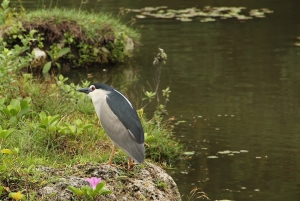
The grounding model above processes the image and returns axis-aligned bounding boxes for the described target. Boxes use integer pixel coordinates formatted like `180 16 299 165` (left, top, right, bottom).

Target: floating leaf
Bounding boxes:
136 15 146 19
207 156 218 158
183 151 195 156
218 150 231 154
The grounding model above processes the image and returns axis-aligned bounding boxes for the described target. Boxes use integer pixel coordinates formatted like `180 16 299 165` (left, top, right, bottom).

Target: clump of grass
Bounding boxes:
22 8 139 43
0 4 140 73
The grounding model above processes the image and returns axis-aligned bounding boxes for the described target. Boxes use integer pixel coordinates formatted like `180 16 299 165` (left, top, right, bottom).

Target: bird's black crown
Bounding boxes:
93 83 114 91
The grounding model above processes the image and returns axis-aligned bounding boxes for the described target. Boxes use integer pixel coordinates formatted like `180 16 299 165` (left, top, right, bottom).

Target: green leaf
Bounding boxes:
95 182 104 192
38 125 47 129
145 136 156 142
56 47 70 59
9 108 18 116
49 115 60 126
20 100 29 110
9 116 17 125
39 111 46 120
55 62 61 73
42 62 52 74
67 125 76 134
67 186 83 197
10 99 20 109
1 108 10 116
26 164 35 172
83 124 93 129
0 128 14 139
19 107 29 117
18 100 30 117
99 188 112 195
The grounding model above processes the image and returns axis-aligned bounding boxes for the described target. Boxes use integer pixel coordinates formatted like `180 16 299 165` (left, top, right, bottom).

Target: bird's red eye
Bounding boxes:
90 85 95 91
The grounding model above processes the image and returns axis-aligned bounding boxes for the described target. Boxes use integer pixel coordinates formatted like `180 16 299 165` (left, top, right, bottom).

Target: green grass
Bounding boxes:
0 4 183 200
1 7 140 69
21 8 140 43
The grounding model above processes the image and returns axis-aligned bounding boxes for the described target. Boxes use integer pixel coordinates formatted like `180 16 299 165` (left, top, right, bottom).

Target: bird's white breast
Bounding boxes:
88 89 109 119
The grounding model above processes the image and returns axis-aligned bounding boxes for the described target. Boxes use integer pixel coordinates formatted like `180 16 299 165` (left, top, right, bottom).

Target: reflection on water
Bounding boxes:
17 0 300 200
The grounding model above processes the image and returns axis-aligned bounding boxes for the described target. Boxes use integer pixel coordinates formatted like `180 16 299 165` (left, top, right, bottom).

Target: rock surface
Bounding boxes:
38 163 181 201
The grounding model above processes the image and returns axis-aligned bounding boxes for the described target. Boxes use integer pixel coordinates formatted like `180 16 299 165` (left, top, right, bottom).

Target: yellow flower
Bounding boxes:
9 191 23 200
1 149 13 154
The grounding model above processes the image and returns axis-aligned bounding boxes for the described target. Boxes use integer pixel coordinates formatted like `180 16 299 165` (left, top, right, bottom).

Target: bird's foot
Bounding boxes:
106 160 116 167
127 158 134 169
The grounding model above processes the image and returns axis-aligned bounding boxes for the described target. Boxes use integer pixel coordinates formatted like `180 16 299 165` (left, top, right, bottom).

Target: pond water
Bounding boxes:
16 0 300 200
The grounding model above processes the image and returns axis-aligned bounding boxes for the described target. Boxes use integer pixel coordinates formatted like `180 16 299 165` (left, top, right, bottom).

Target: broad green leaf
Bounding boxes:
49 115 60 125
95 182 104 192
56 47 70 59
20 100 29 109
39 111 46 119
10 99 20 109
99 188 112 195
9 116 17 125
18 107 29 117
67 186 83 196
0 108 10 116
38 125 47 129
83 124 93 129
19 100 30 117
9 108 18 116
67 125 76 134
42 62 52 74
0 128 14 139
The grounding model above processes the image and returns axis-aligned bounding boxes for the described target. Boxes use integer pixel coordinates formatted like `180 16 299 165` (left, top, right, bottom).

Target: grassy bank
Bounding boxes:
0 0 140 75
0 5 183 201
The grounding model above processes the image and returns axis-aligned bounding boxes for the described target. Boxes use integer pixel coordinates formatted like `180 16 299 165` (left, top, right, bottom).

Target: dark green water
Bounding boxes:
15 0 300 200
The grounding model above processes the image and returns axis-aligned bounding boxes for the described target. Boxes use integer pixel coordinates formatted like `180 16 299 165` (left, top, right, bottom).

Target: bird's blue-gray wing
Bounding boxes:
105 90 144 144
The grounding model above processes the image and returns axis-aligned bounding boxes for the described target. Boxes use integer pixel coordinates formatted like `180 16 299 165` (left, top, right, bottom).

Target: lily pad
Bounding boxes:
126 6 273 23
183 151 195 156
136 15 146 19
207 156 218 159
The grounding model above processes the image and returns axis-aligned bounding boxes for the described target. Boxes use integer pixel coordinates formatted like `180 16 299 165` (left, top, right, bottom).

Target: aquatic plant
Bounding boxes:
124 6 274 22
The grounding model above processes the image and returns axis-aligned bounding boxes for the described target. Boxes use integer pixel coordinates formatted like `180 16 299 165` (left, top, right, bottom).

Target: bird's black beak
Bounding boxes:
77 88 92 94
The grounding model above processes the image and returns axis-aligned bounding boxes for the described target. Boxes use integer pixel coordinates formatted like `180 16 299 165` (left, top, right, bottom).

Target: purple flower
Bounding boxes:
86 177 102 189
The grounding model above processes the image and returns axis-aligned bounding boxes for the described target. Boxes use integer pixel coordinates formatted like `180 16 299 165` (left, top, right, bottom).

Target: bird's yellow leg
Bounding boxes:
127 158 134 169
106 145 116 166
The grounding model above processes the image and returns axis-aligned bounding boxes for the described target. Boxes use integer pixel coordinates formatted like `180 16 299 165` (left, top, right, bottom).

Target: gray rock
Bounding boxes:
38 163 181 201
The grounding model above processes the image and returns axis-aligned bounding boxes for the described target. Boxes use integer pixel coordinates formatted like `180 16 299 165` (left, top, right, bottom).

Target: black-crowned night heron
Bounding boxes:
77 83 144 168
